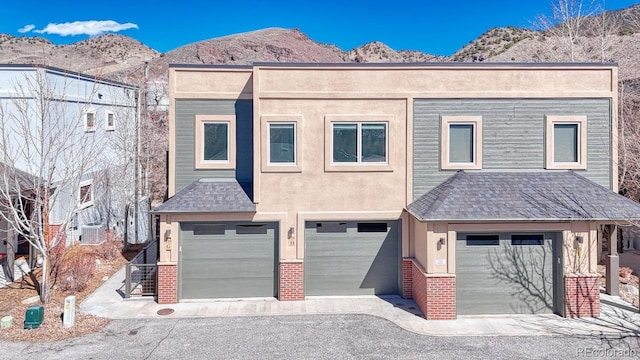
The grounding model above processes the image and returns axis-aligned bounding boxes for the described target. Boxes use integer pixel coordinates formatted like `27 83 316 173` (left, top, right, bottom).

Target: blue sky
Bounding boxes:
2 1 639 56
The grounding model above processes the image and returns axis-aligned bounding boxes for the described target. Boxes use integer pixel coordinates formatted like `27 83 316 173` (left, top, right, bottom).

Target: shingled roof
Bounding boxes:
153 178 255 213
408 171 640 222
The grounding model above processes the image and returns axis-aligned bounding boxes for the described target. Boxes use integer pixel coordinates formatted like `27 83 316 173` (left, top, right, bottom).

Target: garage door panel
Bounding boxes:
180 222 277 300
457 232 555 315
305 221 400 296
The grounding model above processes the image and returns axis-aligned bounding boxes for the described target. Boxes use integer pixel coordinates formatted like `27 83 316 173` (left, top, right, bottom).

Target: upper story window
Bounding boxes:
105 110 115 131
269 123 295 164
440 116 483 170
84 111 96 132
332 122 387 163
261 115 303 173
79 180 93 208
203 122 229 161
545 115 587 170
195 115 236 170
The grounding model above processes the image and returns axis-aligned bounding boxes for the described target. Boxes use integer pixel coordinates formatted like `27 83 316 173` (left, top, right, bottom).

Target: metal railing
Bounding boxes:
124 239 158 298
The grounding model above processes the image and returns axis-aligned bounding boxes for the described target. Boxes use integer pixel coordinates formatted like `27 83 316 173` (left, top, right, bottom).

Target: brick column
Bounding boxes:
411 259 456 320
402 258 413 299
157 263 178 304
564 274 600 318
279 261 304 301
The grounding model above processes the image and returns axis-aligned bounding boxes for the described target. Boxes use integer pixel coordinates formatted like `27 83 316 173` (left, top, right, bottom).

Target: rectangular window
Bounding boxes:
195 115 236 170
332 123 387 164
316 222 348 233
545 115 587 169
193 224 225 236
554 123 579 163
84 111 96 132
236 224 268 235
79 181 93 208
203 122 229 162
441 116 482 170
357 222 387 233
105 111 115 131
449 124 474 163
269 123 295 164
511 234 544 246
466 234 499 246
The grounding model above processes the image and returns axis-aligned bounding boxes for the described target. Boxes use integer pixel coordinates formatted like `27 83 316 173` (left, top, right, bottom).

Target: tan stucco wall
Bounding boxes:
409 221 599 276
168 64 617 267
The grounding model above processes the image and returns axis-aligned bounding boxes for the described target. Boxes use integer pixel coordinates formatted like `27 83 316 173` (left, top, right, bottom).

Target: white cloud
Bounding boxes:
18 24 35 33
33 20 138 36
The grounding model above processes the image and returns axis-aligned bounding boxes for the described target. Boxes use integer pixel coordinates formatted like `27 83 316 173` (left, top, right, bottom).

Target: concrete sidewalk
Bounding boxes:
80 266 640 337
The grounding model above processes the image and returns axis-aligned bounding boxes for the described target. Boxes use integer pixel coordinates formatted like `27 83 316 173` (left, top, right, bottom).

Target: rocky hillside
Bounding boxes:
0 33 158 77
1 3 640 83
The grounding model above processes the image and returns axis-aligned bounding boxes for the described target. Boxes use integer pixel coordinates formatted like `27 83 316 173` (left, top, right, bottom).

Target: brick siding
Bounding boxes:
279 261 304 301
411 259 456 320
157 264 178 304
564 275 600 318
402 258 413 299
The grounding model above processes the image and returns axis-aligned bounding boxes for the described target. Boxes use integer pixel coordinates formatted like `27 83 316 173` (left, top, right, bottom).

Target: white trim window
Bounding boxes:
332 122 387 164
545 115 587 170
440 116 483 170
268 123 296 164
105 110 115 131
79 180 93 208
84 111 96 132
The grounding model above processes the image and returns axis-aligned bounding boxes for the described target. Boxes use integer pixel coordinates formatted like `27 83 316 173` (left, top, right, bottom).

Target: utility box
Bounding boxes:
24 305 44 329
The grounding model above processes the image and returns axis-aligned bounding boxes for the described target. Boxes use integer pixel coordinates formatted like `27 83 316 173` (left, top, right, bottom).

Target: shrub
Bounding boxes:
56 245 97 292
95 232 124 260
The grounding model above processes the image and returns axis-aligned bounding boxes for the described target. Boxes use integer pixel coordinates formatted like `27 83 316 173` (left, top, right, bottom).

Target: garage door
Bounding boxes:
456 232 558 315
305 221 400 296
180 222 277 300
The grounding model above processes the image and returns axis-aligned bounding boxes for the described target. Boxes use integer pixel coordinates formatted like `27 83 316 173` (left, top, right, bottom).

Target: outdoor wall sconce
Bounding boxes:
287 227 295 239
164 230 172 251
439 237 446 246
576 236 584 244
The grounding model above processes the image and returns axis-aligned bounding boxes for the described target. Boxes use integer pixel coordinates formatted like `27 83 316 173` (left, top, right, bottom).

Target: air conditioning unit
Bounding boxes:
80 225 104 245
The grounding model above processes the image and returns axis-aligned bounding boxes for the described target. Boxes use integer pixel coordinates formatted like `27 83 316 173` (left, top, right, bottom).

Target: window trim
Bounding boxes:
78 180 93 209
440 116 483 170
324 114 394 172
84 110 96 133
545 115 587 170
105 110 115 131
194 115 236 170
261 115 303 173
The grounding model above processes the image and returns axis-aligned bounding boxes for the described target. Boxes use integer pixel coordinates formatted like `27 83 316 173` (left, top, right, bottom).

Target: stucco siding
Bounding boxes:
413 98 612 199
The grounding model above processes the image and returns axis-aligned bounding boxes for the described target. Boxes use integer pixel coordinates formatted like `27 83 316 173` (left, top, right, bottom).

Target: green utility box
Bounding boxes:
24 305 44 329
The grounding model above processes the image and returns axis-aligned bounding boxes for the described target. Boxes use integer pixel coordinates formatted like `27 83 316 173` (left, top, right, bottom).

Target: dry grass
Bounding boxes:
0 241 141 342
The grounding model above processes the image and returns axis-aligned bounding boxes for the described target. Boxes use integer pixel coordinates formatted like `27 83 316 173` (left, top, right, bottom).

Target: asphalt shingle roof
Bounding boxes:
408 171 640 222
153 178 255 213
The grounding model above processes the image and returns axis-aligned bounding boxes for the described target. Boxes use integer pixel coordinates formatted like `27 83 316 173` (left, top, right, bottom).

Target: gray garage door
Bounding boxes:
305 221 400 296
456 232 559 315
180 222 278 300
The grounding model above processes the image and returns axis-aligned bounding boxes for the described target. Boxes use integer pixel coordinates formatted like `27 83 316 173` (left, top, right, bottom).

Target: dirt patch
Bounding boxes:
0 242 142 342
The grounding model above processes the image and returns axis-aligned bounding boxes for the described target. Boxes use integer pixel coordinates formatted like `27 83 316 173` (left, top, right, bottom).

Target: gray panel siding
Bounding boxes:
174 99 254 191
456 232 556 315
304 221 400 296
413 99 612 199
179 222 277 299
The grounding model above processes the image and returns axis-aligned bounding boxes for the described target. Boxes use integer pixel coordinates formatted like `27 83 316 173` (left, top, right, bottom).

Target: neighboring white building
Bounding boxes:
0 64 144 258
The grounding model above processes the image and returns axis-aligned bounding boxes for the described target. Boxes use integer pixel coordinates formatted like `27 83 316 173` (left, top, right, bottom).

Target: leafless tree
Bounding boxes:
0 68 128 302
